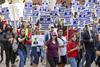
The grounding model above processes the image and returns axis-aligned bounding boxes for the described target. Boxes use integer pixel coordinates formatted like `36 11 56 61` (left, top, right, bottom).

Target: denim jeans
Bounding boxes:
85 50 95 67
25 45 31 58
68 57 77 67
18 49 27 67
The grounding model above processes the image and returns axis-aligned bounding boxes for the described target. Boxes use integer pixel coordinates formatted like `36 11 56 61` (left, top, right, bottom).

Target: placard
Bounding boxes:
50 10 59 22
84 9 92 24
59 6 66 18
72 1 79 12
96 5 100 18
86 2 95 10
32 35 44 46
64 8 72 26
40 15 52 30
1 7 10 20
72 18 79 26
23 2 33 16
32 10 39 24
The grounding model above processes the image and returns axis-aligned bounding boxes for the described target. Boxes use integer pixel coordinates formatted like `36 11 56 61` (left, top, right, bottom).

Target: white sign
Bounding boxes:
96 5 100 18
40 15 52 30
59 6 66 18
50 10 58 22
64 8 72 26
32 35 44 46
1 7 10 20
24 2 33 16
84 9 92 24
72 18 79 26
32 10 39 24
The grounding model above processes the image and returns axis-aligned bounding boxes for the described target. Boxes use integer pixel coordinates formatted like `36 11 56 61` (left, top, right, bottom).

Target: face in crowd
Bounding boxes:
21 29 25 36
58 29 63 37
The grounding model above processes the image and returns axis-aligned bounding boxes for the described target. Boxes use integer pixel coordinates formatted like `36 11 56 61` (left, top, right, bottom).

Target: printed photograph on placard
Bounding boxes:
24 2 33 15
1 7 10 20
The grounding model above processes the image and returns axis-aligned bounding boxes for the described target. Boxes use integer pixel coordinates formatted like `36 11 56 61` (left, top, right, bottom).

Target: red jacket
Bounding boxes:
67 41 78 58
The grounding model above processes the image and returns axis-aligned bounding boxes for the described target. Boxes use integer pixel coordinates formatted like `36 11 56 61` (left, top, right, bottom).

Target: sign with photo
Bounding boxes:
88 0 97 3
1 7 10 20
50 10 59 22
72 1 79 12
32 35 44 46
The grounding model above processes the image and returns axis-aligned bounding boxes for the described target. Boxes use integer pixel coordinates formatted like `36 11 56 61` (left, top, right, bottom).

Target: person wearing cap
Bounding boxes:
57 28 67 67
46 32 59 67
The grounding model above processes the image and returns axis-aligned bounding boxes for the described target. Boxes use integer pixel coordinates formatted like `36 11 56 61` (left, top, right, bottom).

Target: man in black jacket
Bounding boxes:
0 27 6 63
82 25 96 67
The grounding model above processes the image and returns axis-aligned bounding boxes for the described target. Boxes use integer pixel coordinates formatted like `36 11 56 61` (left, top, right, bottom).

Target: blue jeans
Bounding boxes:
26 45 31 58
18 49 27 67
85 50 95 67
68 57 77 67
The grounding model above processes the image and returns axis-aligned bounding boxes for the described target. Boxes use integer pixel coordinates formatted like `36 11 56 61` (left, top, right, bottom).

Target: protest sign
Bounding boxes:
1 7 10 20
64 8 72 26
40 15 52 30
32 35 44 46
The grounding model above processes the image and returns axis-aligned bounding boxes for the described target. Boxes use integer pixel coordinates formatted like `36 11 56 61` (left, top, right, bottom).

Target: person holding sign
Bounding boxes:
31 27 45 67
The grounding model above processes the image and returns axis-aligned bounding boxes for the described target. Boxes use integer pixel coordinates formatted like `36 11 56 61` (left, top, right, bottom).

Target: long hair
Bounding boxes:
50 34 58 44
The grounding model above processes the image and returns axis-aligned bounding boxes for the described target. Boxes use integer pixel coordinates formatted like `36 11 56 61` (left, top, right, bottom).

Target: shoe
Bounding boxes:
11 64 16 67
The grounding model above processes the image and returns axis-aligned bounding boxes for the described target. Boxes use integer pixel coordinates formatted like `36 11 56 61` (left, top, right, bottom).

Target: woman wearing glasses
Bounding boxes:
46 32 59 67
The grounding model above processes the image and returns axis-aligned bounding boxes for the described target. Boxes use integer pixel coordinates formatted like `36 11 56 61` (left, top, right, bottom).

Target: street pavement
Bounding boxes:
0 51 97 67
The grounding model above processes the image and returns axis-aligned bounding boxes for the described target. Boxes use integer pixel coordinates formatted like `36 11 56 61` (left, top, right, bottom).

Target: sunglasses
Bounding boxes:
52 35 56 36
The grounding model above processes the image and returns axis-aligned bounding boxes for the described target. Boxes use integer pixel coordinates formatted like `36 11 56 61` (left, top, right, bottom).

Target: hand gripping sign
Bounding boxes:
1 7 10 20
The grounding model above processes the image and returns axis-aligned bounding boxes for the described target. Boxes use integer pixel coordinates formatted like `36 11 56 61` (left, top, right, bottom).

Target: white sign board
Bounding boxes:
32 35 44 46
1 7 10 20
40 15 52 30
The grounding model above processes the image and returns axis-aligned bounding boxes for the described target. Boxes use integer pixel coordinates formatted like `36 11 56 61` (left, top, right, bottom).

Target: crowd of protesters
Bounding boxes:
0 6 100 67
